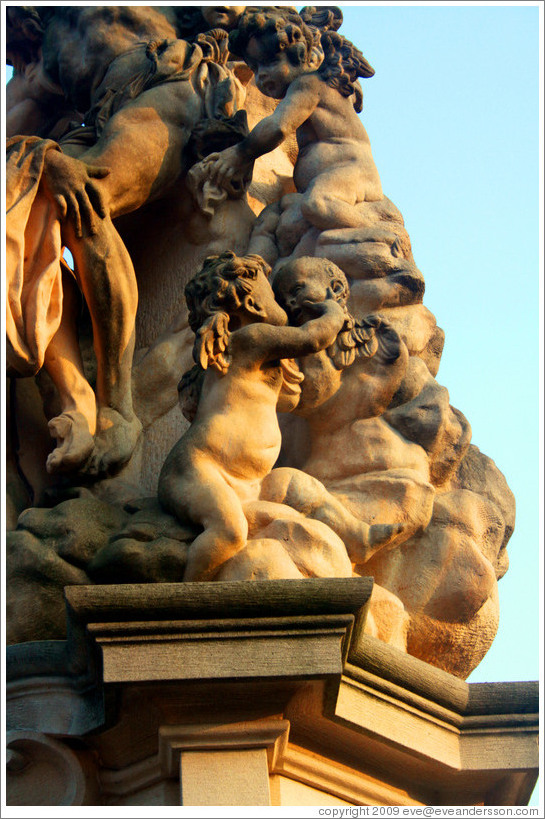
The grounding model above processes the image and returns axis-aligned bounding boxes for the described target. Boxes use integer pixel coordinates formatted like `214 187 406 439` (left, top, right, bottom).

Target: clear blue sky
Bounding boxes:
4 3 541 680
337 2 541 688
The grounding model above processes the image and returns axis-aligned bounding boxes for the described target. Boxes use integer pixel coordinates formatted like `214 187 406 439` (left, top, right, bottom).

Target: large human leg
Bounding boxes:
62 216 141 475
43 268 96 473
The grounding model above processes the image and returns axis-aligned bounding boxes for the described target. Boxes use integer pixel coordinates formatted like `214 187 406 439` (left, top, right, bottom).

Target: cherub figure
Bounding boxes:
272 256 405 424
158 251 346 581
267 256 417 557
204 7 382 232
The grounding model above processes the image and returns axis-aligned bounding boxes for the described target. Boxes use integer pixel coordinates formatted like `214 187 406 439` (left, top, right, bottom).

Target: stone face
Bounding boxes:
5 5 516 680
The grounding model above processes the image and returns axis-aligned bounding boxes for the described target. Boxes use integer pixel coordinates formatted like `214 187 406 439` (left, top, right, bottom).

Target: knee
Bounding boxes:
261 467 299 504
221 514 248 551
261 467 326 511
301 191 334 226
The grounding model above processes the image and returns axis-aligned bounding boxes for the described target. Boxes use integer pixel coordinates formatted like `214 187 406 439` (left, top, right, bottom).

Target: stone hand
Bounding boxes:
206 145 253 192
301 297 345 321
41 150 111 238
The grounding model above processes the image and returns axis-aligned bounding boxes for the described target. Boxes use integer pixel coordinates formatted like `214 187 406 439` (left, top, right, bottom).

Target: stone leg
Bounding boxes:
42 269 96 474
260 467 403 562
62 217 141 475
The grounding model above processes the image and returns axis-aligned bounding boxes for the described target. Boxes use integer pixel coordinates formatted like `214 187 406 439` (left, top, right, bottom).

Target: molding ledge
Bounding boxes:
159 719 290 776
275 744 425 806
5 579 539 806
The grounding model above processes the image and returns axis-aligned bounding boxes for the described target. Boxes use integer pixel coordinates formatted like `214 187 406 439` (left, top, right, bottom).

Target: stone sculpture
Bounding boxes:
159 251 345 581
202 5 382 235
5 5 515 679
7 9 251 478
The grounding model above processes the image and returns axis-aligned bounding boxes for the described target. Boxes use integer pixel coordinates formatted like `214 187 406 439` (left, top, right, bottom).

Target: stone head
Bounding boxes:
186 251 287 330
273 257 349 325
202 7 246 31
229 7 322 97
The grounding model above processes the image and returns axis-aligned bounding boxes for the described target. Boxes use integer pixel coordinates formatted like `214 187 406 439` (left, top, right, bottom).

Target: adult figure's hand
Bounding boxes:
41 150 110 237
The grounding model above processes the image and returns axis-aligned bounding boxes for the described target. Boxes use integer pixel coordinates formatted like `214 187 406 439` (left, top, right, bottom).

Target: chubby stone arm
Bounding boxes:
235 300 345 365
208 75 320 189
246 203 282 265
242 76 320 159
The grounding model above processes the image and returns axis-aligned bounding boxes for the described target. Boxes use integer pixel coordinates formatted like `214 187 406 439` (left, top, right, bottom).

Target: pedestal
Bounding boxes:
6 578 538 806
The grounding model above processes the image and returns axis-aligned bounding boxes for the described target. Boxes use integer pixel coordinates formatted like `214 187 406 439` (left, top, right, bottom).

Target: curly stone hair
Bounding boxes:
229 6 320 67
229 6 374 112
300 6 343 33
319 30 374 112
185 251 271 333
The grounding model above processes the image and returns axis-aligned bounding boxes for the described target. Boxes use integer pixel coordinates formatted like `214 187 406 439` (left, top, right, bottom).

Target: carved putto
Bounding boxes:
6 5 515 680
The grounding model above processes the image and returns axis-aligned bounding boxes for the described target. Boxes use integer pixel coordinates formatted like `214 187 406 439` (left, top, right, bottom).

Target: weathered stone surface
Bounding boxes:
451 443 516 578
7 731 99 806
6 497 128 643
5 5 517 681
5 583 538 806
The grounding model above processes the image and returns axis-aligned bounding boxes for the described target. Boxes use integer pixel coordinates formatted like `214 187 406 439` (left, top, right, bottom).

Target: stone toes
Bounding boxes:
46 451 61 474
48 416 71 441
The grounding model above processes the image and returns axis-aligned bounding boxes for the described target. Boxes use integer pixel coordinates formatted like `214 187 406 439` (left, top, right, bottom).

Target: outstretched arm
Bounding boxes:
233 298 346 365
207 75 321 188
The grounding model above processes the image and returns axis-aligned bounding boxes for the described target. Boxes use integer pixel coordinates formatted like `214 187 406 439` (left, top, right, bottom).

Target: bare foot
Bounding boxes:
84 408 142 477
46 411 95 474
